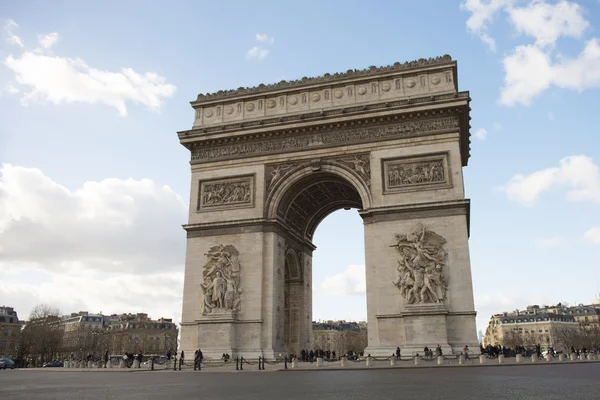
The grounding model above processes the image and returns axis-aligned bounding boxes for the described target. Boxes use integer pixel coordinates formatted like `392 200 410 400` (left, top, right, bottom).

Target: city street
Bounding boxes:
4 363 600 399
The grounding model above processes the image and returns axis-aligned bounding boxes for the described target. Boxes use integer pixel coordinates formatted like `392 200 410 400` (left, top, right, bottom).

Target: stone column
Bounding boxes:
458 354 464 364
437 356 443 365
340 356 346 367
291 358 298 369
479 355 485 364
316 357 323 367
545 354 552 362
531 354 538 362
558 354 565 361
107 360 112 368
498 354 504 364
390 357 397 367
366 356 372 367
414 356 419 365
569 353 576 361
516 354 523 363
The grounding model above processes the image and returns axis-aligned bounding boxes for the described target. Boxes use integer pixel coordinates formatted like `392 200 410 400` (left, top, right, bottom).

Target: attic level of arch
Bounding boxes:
178 90 470 144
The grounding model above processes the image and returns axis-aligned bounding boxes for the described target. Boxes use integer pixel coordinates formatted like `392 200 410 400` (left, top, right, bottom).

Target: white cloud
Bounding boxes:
0 164 187 274
500 39 600 106
321 264 366 296
461 0 514 51
493 122 503 130
0 164 187 322
255 33 275 45
0 269 184 324
500 155 600 206
246 46 269 60
38 32 59 49
507 1 588 48
535 236 564 248
4 83 19 94
584 227 600 244
3 23 176 116
547 111 555 121
4 19 24 48
474 127 488 140
461 1 588 51
462 1 600 106
499 44 552 106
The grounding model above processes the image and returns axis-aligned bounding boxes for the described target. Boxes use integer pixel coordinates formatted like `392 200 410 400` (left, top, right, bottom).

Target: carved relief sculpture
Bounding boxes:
200 244 242 315
383 154 450 194
191 116 459 162
338 154 371 186
199 175 254 210
391 223 448 305
266 163 295 190
388 159 444 188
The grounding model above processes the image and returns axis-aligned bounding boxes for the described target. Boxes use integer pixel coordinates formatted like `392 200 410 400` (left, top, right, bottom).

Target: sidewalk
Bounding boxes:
14 358 600 373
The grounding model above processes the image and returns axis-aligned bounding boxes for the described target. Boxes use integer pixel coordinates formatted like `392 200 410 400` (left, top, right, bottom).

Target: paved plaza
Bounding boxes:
5 363 600 399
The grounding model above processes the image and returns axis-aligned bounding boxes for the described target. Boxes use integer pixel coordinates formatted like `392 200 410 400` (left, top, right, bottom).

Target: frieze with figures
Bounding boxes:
382 153 450 193
198 175 254 211
192 116 459 163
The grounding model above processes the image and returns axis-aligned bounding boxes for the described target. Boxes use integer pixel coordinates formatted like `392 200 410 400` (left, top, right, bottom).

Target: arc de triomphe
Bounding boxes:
178 55 478 358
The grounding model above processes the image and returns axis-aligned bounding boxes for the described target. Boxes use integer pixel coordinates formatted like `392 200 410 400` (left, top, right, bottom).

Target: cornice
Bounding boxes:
360 199 471 237
193 55 454 103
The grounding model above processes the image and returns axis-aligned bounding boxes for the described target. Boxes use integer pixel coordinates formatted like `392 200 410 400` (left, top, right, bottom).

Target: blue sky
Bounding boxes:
1 1 599 335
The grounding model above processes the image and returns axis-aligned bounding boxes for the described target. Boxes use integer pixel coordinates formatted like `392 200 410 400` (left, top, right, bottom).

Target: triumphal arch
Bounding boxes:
178 55 478 358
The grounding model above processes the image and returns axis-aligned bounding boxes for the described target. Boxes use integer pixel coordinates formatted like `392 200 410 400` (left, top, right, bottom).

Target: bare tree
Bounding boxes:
502 329 524 348
23 304 63 366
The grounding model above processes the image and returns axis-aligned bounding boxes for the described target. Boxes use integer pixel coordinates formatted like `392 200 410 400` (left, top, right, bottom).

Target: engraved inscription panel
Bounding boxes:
382 153 451 194
198 175 255 211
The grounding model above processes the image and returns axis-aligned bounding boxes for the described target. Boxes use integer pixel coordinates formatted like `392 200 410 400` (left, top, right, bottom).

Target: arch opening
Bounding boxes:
276 172 364 240
277 172 367 357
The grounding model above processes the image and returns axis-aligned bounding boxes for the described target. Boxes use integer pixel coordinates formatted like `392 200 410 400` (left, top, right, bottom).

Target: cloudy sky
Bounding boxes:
1 1 599 336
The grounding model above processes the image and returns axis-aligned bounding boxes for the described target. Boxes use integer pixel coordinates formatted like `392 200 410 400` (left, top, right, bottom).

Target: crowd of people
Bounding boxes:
295 349 362 362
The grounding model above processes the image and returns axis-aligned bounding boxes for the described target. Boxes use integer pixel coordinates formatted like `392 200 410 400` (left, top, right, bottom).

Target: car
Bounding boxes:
0 358 15 370
43 361 64 368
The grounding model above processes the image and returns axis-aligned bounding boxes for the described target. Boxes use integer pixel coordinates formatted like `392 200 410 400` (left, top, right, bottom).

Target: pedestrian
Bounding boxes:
104 351 109 368
136 350 143 368
463 345 470 360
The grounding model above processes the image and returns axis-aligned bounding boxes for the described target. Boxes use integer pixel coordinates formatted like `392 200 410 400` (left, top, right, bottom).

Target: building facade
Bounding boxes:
312 321 367 356
0 306 21 359
102 313 178 355
482 302 600 351
58 311 178 358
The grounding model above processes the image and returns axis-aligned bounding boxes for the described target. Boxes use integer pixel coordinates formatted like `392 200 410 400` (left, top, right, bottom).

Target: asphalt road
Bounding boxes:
3 363 599 399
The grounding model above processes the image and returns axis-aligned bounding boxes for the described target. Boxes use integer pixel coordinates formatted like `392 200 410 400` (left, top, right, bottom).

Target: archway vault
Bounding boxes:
266 161 371 241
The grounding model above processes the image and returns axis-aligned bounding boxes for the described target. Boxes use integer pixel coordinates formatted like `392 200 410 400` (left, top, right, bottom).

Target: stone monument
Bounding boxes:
178 55 478 358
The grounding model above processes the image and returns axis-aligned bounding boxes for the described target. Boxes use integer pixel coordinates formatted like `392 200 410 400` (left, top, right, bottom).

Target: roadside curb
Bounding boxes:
277 359 600 372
